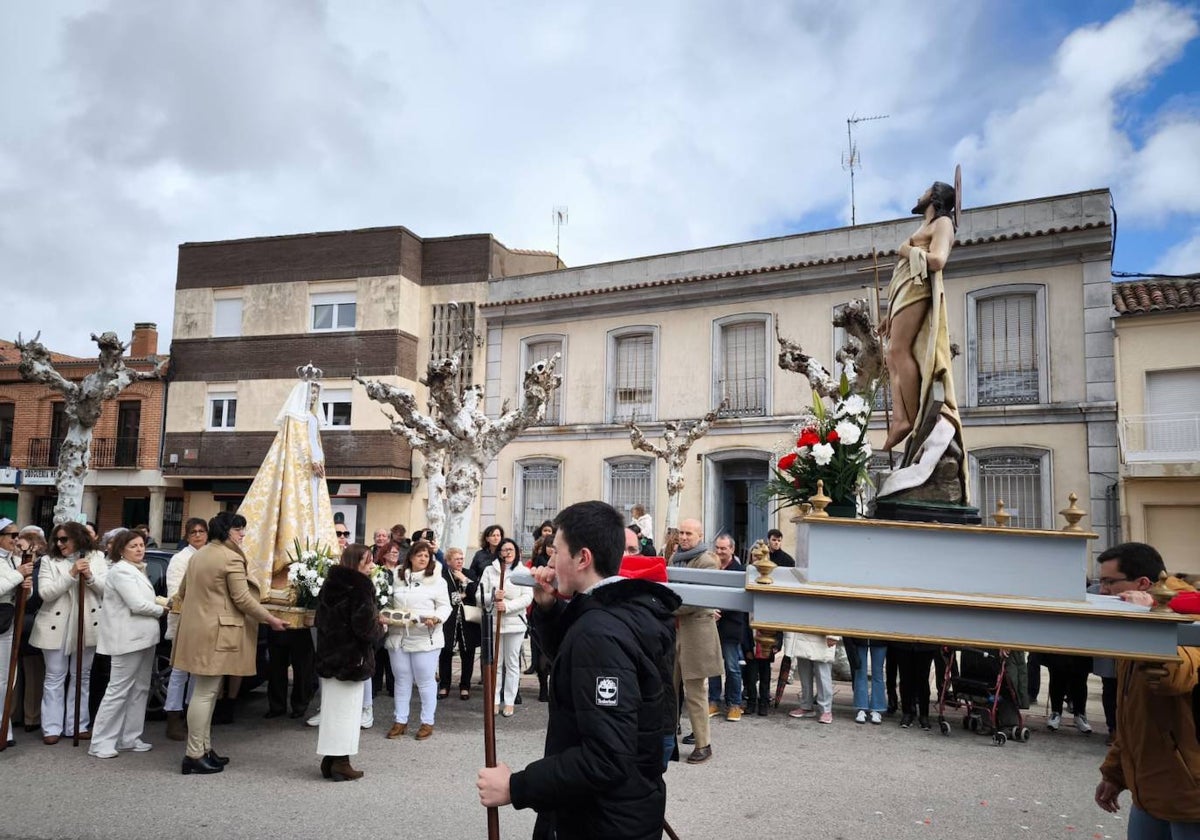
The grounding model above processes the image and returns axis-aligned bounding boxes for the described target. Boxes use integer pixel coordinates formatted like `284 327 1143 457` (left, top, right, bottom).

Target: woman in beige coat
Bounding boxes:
172 512 286 775
30 521 108 744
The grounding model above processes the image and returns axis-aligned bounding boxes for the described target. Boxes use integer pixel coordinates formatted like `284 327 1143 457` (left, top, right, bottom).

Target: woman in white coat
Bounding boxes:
784 631 841 724
89 530 167 758
30 521 107 744
0 518 34 748
384 540 450 741
481 538 532 718
162 517 208 741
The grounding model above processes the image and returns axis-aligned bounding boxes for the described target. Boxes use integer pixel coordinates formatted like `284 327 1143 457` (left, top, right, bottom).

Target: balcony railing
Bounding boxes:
717 377 767 418
1119 413 1200 463
27 436 142 469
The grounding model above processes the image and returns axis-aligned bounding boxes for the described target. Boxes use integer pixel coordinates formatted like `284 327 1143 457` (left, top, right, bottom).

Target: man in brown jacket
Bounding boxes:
670 518 722 764
1095 544 1200 834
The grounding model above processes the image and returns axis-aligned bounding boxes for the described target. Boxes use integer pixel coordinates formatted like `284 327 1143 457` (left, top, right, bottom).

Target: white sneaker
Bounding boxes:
305 712 321 727
855 710 867 724
361 706 374 729
869 711 883 725
117 740 153 752
1047 713 1061 731
1074 714 1092 734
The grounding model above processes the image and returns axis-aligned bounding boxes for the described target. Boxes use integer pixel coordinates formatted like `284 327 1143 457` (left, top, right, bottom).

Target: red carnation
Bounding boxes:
797 429 820 447
826 429 839 443
778 452 798 471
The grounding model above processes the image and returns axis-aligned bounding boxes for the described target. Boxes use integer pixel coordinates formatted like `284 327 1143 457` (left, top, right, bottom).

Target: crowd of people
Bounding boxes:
3 509 1198 837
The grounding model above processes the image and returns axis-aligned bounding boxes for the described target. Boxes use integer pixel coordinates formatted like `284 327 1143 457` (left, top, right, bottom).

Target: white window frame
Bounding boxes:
969 446 1053 529
206 391 238 431
712 313 772 417
520 334 566 425
606 326 658 424
512 457 562 553
603 455 656 523
212 295 243 338
309 291 357 333
320 388 353 429
965 284 1049 408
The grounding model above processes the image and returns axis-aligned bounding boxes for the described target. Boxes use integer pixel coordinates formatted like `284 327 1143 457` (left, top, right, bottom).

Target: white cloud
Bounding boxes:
1153 226 1200 274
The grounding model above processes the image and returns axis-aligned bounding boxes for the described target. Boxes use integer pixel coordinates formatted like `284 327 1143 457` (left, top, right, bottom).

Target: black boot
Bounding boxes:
182 754 224 775
205 748 230 766
320 755 333 779
537 674 549 703
757 699 769 716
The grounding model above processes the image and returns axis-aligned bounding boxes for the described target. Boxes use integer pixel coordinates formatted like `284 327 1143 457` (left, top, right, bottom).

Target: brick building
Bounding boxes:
162 226 560 541
0 324 180 540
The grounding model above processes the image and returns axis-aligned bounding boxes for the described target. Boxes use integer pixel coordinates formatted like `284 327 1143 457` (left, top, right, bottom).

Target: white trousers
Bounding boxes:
796 658 833 713
390 648 439 726
164 667 195 712
496 632 523 707
89 646 154 754
42 646 96 736
0 627 13 741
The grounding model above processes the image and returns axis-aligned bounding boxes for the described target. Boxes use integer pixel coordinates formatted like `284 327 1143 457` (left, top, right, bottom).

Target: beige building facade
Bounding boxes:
481 190 1119 566
1113 279 1200 577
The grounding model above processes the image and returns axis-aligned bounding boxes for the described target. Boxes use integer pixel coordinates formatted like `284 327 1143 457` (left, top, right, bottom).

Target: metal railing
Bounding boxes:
717 376 766 418
27 436 141 469
1119 413 1200 463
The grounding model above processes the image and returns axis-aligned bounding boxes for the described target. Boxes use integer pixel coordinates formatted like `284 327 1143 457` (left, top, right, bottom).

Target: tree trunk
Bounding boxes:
53 425 92 525
423 450 447 544
664 491 681 534
443 455 482 553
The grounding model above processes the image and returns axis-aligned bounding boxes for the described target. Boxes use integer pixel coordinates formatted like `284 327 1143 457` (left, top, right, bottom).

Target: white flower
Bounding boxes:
834 420 861 445
796 446 810 459
836 394 869 418
861 440 873 460
843 359 858 382
811 442 835 466
315 577 325 589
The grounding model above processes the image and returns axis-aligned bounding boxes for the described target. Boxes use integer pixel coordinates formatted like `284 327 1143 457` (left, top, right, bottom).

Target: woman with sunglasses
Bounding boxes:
1 518 34 747
29 521 108 744
88 530 167 758
480 538 532 717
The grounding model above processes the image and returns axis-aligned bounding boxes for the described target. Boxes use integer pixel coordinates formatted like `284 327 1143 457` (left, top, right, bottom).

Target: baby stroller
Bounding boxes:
936 647 1030 746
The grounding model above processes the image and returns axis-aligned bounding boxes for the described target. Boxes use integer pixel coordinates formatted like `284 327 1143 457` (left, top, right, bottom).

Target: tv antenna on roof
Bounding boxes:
842 114 889 226
552 206 568 258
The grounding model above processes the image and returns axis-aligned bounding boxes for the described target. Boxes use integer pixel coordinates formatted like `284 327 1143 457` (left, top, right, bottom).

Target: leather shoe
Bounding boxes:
686 745 713 764
181 754 224 775
386 723 408 739
43 735 60 745
263 709 285 719
320 755 334 779
205 748 230 766
681 733 695 745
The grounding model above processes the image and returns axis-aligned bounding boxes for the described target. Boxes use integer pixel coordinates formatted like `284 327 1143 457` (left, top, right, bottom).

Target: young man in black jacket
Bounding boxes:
476 501 680 840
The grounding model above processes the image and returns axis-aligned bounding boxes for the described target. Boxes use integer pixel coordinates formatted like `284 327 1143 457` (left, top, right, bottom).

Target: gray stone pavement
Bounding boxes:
1 671 1127 840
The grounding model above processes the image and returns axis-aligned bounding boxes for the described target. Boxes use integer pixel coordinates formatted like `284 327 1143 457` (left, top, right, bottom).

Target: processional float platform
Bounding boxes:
666 516 1192 662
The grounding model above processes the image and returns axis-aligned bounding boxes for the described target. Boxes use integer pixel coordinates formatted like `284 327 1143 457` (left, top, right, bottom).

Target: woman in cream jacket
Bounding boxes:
30 522 108 743
88 530 167 758
479 538 532 717
384 540 451 741
784 631 841 724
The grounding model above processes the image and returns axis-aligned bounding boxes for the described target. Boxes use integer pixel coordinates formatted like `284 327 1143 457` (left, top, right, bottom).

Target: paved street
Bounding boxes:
3 673 1124 840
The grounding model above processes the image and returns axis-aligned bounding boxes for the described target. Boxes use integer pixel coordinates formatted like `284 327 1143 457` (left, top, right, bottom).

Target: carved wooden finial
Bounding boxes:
991 499 1011 528
1148 571 1176 613
808 480 831 518
1059 492 1086 532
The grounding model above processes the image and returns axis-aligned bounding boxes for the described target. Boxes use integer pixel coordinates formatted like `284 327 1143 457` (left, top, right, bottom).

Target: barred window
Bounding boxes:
162 498 184 545
975 293 1040 405
430 302 476 390
972 449 1048 529
606 459 653 524
718 319 767 417
610 332 655 422
517 460 561 553
524 338 563 425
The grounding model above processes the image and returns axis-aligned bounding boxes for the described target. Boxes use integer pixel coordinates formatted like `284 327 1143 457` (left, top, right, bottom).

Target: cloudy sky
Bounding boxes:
2 0 1198 357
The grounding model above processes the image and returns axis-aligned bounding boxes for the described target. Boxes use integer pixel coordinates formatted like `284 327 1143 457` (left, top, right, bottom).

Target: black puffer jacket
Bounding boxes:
315 565 384 682
510 578 680 840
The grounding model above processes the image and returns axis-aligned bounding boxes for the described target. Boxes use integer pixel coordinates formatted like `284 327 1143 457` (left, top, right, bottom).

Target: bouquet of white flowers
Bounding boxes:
369 563 393 609
286 538 336 609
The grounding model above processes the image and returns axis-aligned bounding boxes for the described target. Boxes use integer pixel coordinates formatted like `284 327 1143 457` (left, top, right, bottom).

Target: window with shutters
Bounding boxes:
430 302 476 389
971 447 1051 529
607 328 657 423
310 291 356 332
320 388 353 428
606 458 654 524
715 315 769 417
967 286 1047 406
213 296 243 337
1136 367 1200 459
515 459 561 553
521 336 565 425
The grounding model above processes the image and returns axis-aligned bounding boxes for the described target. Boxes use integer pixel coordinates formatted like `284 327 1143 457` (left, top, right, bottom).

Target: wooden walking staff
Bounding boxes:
0 548 32 753
72 572 85 747
479 583 501 840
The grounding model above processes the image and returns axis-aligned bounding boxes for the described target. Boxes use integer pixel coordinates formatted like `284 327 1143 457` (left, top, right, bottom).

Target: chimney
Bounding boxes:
131 322 158 358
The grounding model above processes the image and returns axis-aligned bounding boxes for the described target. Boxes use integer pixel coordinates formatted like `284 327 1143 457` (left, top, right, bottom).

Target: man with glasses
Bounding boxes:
1 518 34 747
1094 542 1200 836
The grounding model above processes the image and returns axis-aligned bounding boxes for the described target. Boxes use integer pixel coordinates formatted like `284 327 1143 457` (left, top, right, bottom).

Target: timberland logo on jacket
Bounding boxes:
595 676 619 707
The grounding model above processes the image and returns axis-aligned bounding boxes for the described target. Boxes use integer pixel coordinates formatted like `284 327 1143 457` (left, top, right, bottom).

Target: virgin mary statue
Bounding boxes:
239 367 338 599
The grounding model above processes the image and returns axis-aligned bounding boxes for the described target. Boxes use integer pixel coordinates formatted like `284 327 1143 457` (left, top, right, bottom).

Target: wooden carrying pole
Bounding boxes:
0 571 29 752
480 585 500 840
73 573 85 747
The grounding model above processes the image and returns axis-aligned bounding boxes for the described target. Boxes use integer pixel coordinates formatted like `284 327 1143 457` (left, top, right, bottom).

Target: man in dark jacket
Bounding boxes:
477 501 680 840
708 534 746 721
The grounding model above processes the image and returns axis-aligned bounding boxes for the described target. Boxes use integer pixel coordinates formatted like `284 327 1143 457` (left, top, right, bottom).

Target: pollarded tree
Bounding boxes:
16 331 166 525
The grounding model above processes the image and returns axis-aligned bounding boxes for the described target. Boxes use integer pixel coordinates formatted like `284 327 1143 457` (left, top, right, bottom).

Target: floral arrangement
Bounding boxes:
369 563 393 609
768 366 876 510
286 538 336 609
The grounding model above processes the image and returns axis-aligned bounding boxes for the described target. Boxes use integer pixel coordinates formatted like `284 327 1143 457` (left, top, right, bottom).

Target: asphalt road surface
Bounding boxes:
2 673 1124 840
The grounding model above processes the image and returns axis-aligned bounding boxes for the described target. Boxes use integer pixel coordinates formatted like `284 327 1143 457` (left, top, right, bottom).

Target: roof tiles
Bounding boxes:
1113 278 1200 316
